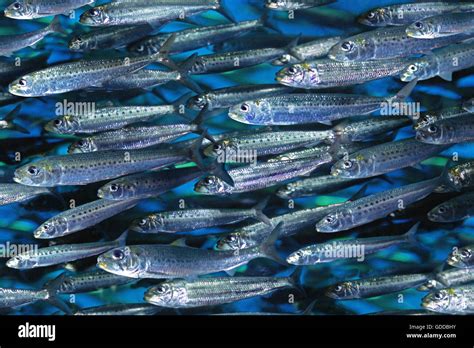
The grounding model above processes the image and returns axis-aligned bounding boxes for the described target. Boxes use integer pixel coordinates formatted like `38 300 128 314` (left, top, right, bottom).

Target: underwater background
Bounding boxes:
0 0 472 315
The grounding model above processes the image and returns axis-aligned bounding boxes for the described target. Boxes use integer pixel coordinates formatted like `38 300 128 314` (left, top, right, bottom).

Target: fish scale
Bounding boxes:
0 288 49 308
273 36 342 65
266 0 335 10
47 270 133 294
0 183 50 206
423 284 474 314
416 114 474 144
407 12 474 39
428 192 474 222
435 268 474 289
414 106 471 130
5 0 94 19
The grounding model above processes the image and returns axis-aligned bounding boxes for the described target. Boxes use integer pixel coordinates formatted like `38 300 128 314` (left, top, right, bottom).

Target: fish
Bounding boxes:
13 142 201 187
416 114 474 144
422 284 474 314
129 198 271 233
0 183 53 206
328 26 473 61
96 223 284 279
5 0 94 19
33 199 139 239
272 36 342 66
446 244 474 269
287 223 419 265
189 38 300 75
406 12 474 39
276 57 414 89
187 84 294 111
8 35 175 97
438 160 474 192
144 271 298 308
69 23 155 51
316 174 444 233
228 80 417 125
6 231 127 269
358 2 474 27
194 155 332 195
464 98 474 112
326 273 431 299
330 138 448 179
0 105 29 134
265 0 336 11
0 16 62 57
418 267 474 291
74 303 162 315
128 19 264 55
428 192 474 222
400 42 474 82
414 106 471 131
80 0 232 27
44 269 134 294
97 166 204 200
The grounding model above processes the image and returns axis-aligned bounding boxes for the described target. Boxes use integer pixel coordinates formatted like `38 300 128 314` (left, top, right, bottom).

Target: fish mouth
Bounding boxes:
446 256 460 267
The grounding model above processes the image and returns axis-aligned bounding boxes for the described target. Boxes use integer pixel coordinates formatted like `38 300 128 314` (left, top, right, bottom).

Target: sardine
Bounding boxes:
5 0 94 19
406 12 474 39
422 284 474 314
416 114 474 144
446 244 474 269
272 36 342 65
419 267 474 291
74 303 162 315
0 183 52 206
266 0 336 11
428 192 474 222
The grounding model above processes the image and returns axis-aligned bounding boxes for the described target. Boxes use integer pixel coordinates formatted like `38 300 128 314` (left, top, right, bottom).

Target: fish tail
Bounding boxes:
151 33 177 67
258 222 287 265
391 78 418 102
205 159 234 187
251 196 272 226
46 188 67 208
48 16 67 36
215 0 237 23
191 105 215 144
176 54 203 94
44 273 72 314
288 266 306 297
115 230 129 246
301 299 317 315
403 222 420 245
4 104 29 134
259 11 279 33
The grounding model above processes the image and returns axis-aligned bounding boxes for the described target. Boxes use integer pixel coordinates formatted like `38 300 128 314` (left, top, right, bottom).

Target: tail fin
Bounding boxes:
191 105 216 144
46 188 66 208
284 35 300 55
4 105 29 134
175 54 203 93
391 78 418 102
301 299 316 315
48 16 66 35
205 159 234 187
347 183 369 202
215 0 237 23
288 266 306 297
152 33 177 66
251 196 272 225
259 11 280 33
115 230 128 246
258 222 287 265
44 273 72 314
403 222 420 245
172 92 193 116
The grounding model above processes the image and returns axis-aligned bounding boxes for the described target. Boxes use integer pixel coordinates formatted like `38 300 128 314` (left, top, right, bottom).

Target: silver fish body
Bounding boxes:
416 114 474 144
99 69 182 90
407 12 474 39
5 0 94 19
440 160 474 192
428 192 474 222
272 36 342 65
33 199 139 239
74 303 162 315
266 0 335 11
0 183 51 206
446 244 474 269
0 288 49 308
422 284 474 314
419 268 474 291
144 276 293 308
414 106 470 131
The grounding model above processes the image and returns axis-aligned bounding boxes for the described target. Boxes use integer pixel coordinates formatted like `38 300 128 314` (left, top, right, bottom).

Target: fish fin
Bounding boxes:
172 92 193 115
151 33 177 66
205 160 235 187
252 196 272 226
347 183 368 202
46 296 72 315
392 78 418 102
46 188 66 208
44 272 67 295
285 35 300 52
224 268 237 276
259 222 287 265
191 105 216 143
301 299 317 315
176 54 203 93
319 120 333 126
4 105 29 134
48 16 67 36
376 175 393 185
403 222 420 245
44 273 72 314
215 0 237 23
259 11 280 33
170 237 187 247
288 266 306 297
439 72 453 82
115 230 128 246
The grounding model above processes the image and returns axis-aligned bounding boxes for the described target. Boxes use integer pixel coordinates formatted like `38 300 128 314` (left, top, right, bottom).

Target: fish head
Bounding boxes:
415 123 447 144
130 214 164 233
228 100 272 125
328 38 367 61
144 281 187 307
265 0 288 9
129 39 159 56
414 113 438 131
276 63 319 88
427 202 457 223
80 6 110 26
325 281 358 299
34 217 68 239
9 74 46 97
97 179 138 200
276 183 297 199
462 98 474 113
417 279 443 291
331 155 369 178
194 175 232 195
316 211 346 233
68 138 97 154
400 59 433 82
6 253 38 269
187 94 210 111
4 1 35 19
97 246 143 278
14 161 59 187
203 139 235 159
215 232 248 250
406 19 437 39
287 248 312 265
422 289 459 313
272 54 298 66
447 166 470 191
44 116 80 134
357 8 391 26
447 246 473 268
68 35 89 51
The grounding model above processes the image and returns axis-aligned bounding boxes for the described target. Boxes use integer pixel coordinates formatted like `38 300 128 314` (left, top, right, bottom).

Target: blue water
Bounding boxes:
0 0 473 315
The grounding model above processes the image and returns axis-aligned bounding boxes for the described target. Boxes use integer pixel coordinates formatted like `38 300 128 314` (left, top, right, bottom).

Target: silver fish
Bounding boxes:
358 2 474 27
5 0 94 19
0 183 51 206
13 144 198 187
6 232 127 269
414 106 471 131
276 57 414 89
326 273 430 299
266 0 336 11
287 223 419 265
464 98 474 112
33 199 139 239
316 175 442 233
331 138 448 179
328 26 473 61
428 192 474 222
439 160 474 192
0 105 29 134
194 155 332 195
422 284 474 314
272 36 342 65
97 223 284 279
0 16 62 56
416 114 474 144
129 198 270 233
97 166 203 200
74 303 162 315
144 274 296 308
419 268 474 291
228 80 417 125
446 244 474 269
401 42 474 82
406 12 474 39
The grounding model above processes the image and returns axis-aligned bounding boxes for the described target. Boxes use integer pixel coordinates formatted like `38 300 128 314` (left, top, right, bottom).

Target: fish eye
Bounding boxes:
461 249 471 258
341 41 354 52
296 251 303 257
138 219 147 226
27 166 38 176
414 22 424 29
12 2 21 10
112 249 124 260
77 140 85 147
18 78 27 87
434 292 444 300
325 216 335 223
109 184 119 192
213 143 222 151
409 65 417 72
155 285 166 294
288 66 298 74
334 285 343 292
240 103 250 113
428 125 438 133
225 235 236 242
53 119 62 126
204 177 215 185
136 45 145 52
438 206 447 213
367 11 375 19
343 160 353 169
91 9 100 16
